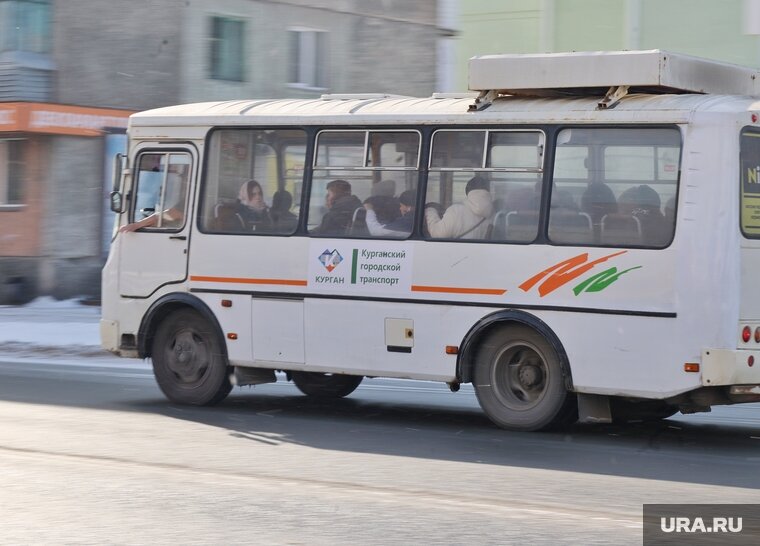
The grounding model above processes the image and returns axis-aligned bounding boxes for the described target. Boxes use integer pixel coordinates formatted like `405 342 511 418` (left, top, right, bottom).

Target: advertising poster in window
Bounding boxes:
741 130 760 238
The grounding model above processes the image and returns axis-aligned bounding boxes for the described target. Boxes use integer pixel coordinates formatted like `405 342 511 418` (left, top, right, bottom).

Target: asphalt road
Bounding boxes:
1 355 760 545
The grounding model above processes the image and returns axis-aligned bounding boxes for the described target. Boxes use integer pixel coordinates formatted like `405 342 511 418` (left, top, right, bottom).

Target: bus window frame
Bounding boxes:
423 128 547 244
129 148 194 234
313 128 422 171
307 128 423 239
428 128 546 173
196 126 311 237
547 124 683 250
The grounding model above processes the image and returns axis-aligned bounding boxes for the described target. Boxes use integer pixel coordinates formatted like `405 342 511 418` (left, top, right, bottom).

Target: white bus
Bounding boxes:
102 50 760 431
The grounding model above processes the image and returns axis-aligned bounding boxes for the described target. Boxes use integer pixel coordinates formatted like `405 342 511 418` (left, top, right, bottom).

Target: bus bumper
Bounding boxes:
100 319 119 353
701 349 760 386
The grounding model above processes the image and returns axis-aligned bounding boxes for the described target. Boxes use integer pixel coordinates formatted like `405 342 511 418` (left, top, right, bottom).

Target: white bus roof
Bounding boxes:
130 93 757 129
468 50 760 97
129 50 760 130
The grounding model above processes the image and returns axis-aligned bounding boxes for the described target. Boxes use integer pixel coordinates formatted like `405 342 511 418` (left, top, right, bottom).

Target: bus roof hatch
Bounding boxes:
468 50 760 110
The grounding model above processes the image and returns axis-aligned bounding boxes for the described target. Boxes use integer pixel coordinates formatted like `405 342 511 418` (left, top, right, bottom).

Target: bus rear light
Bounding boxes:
684 363 700 373
742 326 752 343
754 328 760 343
445 345 459 355
227 333 238 340
749 356 755 367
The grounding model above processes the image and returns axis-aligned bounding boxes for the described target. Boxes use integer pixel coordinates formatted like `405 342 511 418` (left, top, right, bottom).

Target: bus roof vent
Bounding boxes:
320 93 408 100
468 50 760 110
431 92 479 99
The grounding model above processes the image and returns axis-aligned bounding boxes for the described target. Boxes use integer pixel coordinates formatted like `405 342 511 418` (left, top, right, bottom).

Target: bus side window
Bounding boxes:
552 127 679 248
201 129 307 235
129 152 190 231
309 130 420 239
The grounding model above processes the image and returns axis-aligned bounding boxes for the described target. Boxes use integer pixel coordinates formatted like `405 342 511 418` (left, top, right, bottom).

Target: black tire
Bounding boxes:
151 309 232 405
291 371 363 398
610 398 679 423
473 325 576 431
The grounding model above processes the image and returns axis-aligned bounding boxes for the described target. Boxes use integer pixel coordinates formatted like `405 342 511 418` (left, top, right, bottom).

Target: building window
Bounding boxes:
209 16 245 81
288 29 328 88
0 139 24 205
0 0 51 54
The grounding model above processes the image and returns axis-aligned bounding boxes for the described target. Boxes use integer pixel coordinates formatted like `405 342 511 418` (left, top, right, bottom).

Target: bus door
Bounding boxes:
118 147 196 298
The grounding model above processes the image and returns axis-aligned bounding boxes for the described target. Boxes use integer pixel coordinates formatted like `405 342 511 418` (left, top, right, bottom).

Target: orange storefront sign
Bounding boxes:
0 102 132 136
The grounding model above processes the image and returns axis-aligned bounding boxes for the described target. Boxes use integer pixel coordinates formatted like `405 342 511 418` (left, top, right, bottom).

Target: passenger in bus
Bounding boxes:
550 187 578 211
581 182 617 225
368 179 401 225
618 184 669 246
270 190 298 233
235 179 273 232
312 179 362 235
364 189 416 237
580 182 618 241
425 176 493 239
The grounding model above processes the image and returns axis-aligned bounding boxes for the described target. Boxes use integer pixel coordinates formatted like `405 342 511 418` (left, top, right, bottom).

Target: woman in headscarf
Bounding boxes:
235 179 272 232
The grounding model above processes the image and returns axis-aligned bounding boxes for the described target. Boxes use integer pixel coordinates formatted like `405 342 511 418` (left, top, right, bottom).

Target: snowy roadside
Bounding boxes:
0 297 106 358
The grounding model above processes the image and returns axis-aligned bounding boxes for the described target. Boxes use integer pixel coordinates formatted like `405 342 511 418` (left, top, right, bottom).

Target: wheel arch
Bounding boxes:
137 292 227 360
456 309 574 391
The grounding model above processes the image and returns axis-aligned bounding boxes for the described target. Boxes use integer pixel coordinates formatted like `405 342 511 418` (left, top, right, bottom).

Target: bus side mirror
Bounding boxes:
110 153 127 213
112 153 125 192
109 191 124 213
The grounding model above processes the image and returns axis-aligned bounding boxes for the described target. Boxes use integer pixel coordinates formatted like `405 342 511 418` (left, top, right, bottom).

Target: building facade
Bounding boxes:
0 0 442 304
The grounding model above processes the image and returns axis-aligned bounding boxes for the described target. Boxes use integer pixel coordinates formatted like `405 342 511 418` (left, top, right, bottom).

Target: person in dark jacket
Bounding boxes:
235 179 272 232
270 189 299 233
364 189 416 237
313 179 362 235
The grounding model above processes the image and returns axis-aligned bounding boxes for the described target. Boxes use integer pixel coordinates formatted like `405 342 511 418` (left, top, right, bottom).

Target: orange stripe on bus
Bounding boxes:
411 285 506 296
190 276 308 286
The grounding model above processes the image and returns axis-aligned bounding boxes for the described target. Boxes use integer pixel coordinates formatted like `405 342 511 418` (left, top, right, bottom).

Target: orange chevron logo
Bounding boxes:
519 251 628 297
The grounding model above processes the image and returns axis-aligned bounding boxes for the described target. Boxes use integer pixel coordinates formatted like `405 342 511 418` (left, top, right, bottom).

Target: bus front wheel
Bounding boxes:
473 325 575 431
291 371 363 398
151 309 232 406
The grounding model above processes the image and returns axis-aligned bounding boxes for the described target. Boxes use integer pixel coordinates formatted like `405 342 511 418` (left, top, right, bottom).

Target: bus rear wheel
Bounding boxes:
151 309 232 406
473 325 576 431
291 371 363 398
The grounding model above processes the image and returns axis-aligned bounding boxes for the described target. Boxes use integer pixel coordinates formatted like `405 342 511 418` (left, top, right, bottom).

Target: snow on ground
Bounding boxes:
0 297 101 354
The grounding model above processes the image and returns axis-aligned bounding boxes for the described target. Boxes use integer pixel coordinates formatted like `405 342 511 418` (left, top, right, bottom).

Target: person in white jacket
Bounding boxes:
425 176 493 239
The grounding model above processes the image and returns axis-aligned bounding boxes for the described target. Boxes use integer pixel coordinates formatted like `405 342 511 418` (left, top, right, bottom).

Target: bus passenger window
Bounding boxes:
551 127 680 248
200 129 307 235
427 129 545 242
308 130 420 238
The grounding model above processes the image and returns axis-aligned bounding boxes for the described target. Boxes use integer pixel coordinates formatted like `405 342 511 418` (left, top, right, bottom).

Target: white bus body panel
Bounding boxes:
100 91 760 401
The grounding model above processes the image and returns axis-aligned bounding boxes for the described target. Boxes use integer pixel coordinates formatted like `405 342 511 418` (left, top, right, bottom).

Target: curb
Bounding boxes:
0 342 112 359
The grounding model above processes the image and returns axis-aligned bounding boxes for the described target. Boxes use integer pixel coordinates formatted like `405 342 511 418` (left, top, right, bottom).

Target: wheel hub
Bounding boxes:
518 364 543 388
490 343 550 409
175 343 189 363
167 332 208 382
